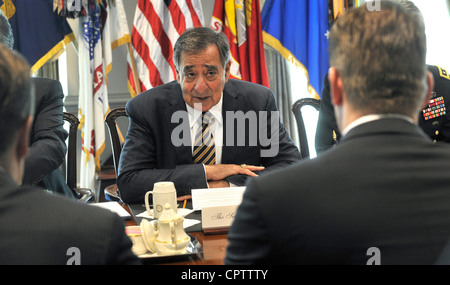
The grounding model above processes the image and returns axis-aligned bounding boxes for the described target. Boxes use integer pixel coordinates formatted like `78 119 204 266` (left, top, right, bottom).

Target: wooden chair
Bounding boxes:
104 107 128 202
63 112 95 202
292 98 321 159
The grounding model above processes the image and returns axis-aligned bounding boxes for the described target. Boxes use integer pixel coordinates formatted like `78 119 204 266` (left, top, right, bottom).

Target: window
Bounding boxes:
413 0 450 69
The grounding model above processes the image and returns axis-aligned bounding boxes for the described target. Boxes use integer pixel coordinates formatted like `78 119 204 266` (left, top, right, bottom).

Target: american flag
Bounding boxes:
127 0 205 97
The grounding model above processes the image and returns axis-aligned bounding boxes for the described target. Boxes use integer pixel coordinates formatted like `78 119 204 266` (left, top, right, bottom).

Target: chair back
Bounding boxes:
63 112 95 202
104 108 128 202
292 98 321 159
63 112 79 192
105 107 128 175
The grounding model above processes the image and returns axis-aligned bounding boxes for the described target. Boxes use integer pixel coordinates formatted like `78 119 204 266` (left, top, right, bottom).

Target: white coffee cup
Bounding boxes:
145 181 177 219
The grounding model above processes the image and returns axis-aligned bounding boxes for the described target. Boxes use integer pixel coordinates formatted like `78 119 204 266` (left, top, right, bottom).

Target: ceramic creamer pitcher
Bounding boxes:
141 203 191 255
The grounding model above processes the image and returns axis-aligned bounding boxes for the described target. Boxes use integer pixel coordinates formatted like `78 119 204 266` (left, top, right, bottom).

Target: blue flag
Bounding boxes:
1 0 75 73
261 0 329 98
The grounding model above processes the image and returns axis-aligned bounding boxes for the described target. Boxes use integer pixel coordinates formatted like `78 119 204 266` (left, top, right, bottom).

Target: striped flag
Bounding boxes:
210 0 270 88
102 0 131 85
78 0 130 192
127 0 205 98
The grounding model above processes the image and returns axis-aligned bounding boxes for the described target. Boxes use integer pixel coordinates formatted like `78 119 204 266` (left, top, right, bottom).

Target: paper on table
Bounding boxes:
191 187 246 210
185 218 201 229
92 202 131 219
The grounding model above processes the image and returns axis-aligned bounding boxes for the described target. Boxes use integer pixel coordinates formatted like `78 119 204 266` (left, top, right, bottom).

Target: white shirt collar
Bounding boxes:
186 94 223 128
342 113 415 136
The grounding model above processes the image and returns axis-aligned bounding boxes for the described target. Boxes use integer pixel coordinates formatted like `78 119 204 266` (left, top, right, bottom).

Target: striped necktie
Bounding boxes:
193 111 216 165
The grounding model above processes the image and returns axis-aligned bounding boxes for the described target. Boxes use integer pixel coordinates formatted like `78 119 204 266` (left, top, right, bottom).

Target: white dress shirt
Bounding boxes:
342 113 415 136
186 95 224 164
185 95 225 187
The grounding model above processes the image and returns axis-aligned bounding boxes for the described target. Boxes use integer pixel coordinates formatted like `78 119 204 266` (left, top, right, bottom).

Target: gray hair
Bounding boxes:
173 27 231 72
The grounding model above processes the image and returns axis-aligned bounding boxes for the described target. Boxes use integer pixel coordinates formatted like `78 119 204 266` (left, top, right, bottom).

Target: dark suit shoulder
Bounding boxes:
225 79 272 95
128 80 181 107
31 77 64 111
32 77 64 99
224 79 274 109
32 77 61 87
0 185 138 264
2 184 116 223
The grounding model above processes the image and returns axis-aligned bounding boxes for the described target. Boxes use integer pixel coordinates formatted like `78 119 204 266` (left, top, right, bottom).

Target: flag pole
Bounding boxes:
71 38 79 56
127 42 141 95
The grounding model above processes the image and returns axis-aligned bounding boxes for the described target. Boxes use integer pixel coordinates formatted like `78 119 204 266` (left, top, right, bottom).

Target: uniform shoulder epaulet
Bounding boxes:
436 66 450 80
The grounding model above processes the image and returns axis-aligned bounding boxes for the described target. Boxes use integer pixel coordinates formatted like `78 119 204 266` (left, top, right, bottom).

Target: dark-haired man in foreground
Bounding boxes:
0 45 139 265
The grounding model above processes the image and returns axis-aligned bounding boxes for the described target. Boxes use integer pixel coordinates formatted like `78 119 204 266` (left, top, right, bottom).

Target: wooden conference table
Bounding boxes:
121 202 229 265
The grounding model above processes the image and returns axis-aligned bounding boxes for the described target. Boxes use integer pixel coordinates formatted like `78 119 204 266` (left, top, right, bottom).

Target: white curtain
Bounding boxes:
264 44 298 146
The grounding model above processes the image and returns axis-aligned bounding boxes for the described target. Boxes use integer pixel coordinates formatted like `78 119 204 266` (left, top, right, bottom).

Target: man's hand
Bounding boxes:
208 180 230 188
204 164 265 181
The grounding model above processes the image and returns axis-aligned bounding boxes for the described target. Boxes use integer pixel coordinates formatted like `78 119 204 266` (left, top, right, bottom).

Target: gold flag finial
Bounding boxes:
0 0 16 19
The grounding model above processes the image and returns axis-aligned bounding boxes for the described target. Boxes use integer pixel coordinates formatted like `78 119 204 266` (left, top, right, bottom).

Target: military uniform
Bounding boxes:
419 65 450 143
315 65 450 154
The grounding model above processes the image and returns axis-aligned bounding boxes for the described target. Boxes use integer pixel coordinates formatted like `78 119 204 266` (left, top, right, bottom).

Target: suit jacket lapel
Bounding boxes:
221 82 240 164
166 80 245 165
165 83 194 164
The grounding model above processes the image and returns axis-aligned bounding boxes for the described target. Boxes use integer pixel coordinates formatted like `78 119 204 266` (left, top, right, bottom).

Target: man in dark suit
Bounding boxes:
0 10 74 199
23 77 76 199
316 66 450 154
225 0 450 265
0 44 139 265
315 1 450 154
117 27 301 204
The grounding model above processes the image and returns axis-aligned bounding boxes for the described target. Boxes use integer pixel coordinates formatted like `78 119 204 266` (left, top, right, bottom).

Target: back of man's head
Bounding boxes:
329 0 427 117
397 0 422 15
0 44 32 156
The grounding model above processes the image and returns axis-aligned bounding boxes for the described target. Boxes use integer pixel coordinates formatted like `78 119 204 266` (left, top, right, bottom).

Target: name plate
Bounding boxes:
201 204 239 232
192 187 245 234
